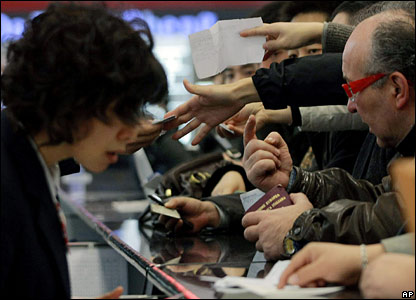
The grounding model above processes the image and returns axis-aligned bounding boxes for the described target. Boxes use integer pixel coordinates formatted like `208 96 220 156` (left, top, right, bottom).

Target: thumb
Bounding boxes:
244 115 257 147
183 79 205 96
289 193 307 205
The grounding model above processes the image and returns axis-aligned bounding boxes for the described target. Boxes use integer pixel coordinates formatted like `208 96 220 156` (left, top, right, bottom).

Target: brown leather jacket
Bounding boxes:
205 126 414 254
286 125 415 249
286 166 404 246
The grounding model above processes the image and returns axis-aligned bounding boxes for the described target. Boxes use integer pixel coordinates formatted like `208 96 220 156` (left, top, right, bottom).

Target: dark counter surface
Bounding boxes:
60 155 361 299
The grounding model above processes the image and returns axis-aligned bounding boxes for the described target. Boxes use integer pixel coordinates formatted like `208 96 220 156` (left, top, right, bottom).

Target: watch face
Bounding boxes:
284 237 296 255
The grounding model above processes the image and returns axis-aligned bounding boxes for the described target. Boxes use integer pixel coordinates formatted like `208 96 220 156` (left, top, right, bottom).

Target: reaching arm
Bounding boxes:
163 78 260 145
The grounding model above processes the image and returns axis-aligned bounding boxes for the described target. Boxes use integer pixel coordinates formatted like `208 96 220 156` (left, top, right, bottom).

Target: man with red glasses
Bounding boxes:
241 9 414 259
342 24 414 150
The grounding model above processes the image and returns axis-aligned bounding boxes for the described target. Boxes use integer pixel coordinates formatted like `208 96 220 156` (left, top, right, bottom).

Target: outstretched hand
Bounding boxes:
159 197 221 233
240 22 324 55
217 102 267 137
163 78 259 145
124 119 163 154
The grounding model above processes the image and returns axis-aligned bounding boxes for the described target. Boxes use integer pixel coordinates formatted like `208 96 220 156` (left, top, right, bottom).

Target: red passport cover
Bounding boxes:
246 185 293 213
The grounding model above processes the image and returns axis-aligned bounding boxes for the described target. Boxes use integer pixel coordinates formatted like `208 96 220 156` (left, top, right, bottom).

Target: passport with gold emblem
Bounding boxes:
245 185 292 213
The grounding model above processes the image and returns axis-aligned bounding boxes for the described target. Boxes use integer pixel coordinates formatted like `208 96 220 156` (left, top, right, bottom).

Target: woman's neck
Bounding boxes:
32 131 73 168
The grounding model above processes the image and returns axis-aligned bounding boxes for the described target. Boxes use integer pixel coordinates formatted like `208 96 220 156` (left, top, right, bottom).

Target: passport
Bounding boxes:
246 185 292 213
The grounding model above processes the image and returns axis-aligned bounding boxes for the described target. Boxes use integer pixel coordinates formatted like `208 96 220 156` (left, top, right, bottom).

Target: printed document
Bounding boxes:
189 17 265 79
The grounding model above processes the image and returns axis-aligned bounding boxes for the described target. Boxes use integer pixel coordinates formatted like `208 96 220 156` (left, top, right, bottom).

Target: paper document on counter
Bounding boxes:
214 260 344 298
189 17 265 79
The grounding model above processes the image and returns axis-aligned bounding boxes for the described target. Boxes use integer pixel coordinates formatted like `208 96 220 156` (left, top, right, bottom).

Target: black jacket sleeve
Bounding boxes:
201 193 245 232
252 53 347 110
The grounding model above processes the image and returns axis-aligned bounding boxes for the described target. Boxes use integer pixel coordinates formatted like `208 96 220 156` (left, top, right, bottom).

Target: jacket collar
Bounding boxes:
1 110 70 297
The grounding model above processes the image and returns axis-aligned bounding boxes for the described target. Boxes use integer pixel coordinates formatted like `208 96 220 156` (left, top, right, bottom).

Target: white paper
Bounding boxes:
240 188 265 211
214 260 344 298
189 17 265 79
111 200 149 213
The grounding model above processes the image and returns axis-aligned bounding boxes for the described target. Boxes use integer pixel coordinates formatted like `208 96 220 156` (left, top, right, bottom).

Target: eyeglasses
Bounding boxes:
342 73 386 102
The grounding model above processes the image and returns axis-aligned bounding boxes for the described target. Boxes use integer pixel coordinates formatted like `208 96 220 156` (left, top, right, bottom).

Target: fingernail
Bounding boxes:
266 137 275 144
288 274 299 285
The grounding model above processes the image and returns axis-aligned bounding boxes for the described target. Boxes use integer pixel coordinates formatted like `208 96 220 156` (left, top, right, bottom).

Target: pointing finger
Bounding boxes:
244 115 257 148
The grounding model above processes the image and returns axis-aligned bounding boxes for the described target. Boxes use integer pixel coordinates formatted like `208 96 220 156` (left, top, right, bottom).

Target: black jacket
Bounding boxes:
252 53 347 110
1 110 73 299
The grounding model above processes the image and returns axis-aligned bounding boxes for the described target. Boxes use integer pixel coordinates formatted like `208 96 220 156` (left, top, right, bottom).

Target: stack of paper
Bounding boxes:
189 17 266 79
214 260 344 298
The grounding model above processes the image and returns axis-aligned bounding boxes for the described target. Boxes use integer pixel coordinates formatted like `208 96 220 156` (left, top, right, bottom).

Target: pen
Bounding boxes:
148 193 165 206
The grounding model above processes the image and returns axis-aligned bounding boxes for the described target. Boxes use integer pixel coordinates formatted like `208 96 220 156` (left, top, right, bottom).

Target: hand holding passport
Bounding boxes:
245 185 293 213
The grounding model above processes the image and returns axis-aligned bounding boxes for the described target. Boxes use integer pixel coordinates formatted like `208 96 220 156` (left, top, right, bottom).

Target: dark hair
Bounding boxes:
283 1 343 21
329 1 379 23
1 2 168 145
249 1 292 23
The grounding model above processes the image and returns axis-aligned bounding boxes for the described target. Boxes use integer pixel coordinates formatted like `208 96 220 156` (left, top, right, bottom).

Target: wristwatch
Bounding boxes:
283 235 297 257
283 229 303 258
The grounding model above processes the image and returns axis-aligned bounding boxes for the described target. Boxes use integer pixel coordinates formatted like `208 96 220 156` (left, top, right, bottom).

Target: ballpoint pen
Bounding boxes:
148 194 194 231
148 193 165 206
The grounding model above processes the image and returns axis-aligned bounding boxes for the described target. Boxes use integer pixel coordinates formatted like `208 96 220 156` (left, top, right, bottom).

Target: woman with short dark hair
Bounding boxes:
1 3 167 298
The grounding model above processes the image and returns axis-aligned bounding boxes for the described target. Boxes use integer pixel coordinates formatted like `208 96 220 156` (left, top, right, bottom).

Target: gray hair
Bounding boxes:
364 16 415 88
351 1 415 26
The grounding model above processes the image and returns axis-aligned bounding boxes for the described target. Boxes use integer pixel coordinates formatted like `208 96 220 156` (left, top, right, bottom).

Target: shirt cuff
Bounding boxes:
212 203 230 230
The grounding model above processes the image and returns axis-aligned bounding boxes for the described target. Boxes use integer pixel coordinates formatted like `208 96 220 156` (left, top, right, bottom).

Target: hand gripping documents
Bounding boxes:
189 17 266 79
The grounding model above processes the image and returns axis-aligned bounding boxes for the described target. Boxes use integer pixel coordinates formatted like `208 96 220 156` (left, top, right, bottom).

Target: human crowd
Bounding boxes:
1 1 414 299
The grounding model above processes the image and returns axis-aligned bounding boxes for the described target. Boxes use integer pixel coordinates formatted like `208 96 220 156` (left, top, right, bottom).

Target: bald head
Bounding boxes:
343 13 383 80
344 10 415 81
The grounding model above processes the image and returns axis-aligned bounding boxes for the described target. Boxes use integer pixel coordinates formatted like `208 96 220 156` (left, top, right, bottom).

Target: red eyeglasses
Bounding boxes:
342 73 386 102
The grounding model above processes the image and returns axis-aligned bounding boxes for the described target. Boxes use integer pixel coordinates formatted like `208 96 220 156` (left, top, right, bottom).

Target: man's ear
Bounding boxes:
389 71 409 109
